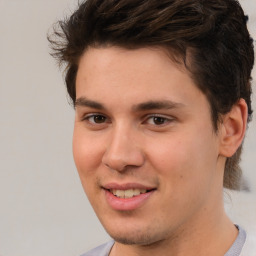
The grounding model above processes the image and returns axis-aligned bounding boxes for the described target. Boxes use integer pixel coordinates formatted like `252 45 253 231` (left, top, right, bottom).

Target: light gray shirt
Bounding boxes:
81 225 247 256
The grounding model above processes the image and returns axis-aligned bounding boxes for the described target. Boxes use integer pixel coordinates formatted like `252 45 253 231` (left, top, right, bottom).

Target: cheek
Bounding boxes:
147 136 196 171
148 135 219 217
72 130 105 202
72 128 104 177
147 131 218 186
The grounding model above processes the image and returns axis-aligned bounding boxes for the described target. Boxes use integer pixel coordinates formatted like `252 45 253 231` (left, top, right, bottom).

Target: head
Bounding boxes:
49 0 255 249
49 0 254 191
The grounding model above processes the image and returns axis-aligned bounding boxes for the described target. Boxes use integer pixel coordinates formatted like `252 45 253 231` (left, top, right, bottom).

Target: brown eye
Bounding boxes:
152 116 166 125
84 114 108 124
91 115 106 123
144 115 174 127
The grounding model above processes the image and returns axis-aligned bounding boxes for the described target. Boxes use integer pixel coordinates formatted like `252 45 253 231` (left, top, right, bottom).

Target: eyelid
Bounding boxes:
81 112 110 123
82 112 99 118
79 112 175 127
144 113 174 119
143 113 175 125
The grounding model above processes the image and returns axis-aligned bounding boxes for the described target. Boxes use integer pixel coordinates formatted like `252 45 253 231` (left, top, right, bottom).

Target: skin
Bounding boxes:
73 46 247 256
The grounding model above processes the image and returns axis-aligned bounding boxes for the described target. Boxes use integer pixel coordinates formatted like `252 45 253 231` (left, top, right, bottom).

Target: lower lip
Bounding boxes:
104 189 155 211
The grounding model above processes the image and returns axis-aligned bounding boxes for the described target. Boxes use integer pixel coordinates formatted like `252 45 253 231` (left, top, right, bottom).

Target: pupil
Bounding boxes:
154 117 165 125
94 115 105 123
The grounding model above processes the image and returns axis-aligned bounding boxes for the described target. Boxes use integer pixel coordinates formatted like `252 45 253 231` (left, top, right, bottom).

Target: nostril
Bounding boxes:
104 163 126 172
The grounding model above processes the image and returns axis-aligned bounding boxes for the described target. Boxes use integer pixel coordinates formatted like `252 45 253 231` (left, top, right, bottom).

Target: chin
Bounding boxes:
111 233 152 245
105 224 169 246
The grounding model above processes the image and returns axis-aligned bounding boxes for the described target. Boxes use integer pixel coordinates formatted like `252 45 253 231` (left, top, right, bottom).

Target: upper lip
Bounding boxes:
103 182 156 191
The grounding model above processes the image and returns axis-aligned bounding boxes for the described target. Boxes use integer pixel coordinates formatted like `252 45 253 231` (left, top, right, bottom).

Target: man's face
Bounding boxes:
73 46 224 245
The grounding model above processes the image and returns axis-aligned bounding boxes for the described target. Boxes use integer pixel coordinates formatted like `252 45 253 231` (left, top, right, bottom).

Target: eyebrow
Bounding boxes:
75 97 105 109
75 97 185 111
132 100 185 111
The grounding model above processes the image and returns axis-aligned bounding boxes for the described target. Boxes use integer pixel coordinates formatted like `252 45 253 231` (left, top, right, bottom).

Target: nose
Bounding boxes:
102 126 145 172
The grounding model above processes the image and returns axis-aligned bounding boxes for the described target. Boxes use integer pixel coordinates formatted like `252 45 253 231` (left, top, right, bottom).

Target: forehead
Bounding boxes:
77 46 186 76
75 46 208 112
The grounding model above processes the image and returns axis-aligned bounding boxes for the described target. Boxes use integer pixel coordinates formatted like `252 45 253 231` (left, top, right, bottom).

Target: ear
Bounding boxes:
219 99 248 157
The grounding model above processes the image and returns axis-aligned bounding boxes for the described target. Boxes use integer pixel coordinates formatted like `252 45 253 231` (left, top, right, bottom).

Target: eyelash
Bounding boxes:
81 113 174 127
144 114 174 126
82 113 109 124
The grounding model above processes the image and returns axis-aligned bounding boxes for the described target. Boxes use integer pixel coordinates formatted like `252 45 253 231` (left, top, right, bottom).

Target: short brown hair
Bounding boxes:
48 0 254 190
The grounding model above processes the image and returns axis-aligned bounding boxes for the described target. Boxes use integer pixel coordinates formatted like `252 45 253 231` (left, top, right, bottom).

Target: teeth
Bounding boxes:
110 189 147 198
124 189 133 198
133 189 141 196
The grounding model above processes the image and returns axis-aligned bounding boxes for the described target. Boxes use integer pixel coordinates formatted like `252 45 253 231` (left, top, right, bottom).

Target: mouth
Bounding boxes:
108 188 153 199
102 183 156 211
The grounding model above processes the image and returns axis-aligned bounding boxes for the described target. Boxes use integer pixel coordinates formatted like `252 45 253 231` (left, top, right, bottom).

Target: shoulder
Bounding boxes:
225 225 256 256
240 229 256 256
80 240 114 256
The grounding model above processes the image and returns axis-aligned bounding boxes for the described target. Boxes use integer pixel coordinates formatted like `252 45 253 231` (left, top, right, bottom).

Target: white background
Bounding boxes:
0 0 255 255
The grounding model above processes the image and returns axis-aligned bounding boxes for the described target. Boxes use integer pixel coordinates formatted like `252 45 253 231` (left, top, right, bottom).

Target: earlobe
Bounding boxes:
219 99 248 157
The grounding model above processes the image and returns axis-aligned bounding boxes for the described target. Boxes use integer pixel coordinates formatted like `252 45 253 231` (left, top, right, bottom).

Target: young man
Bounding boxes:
49 0 254 255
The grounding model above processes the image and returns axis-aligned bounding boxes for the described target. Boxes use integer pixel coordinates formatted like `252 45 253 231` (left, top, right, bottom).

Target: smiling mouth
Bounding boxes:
109 189 154 199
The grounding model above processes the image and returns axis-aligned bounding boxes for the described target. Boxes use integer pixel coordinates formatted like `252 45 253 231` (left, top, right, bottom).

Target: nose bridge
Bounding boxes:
102 122 144 171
